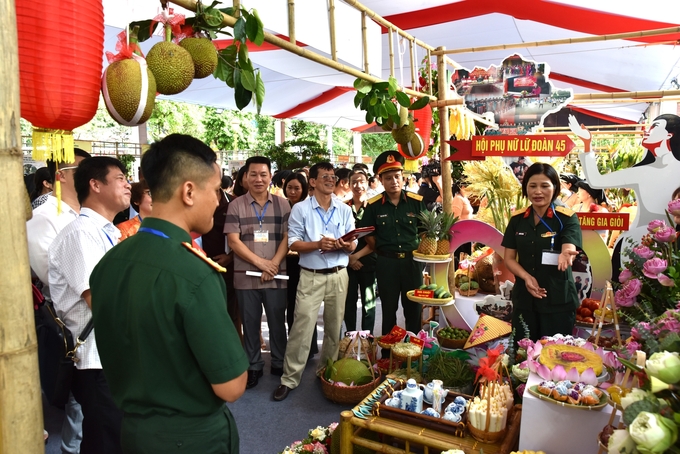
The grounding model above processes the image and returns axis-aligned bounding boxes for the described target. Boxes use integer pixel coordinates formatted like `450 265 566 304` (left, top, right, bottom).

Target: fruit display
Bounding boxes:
539 343 604 376
417 283 452 299
605 384 631 406
587 335 619 349
146 40 195 95
533 379 604 406
437 327 469 341
102 57 157 126
178 37 218 79
415 210 457 256
324 358 373 386
576 297 607 325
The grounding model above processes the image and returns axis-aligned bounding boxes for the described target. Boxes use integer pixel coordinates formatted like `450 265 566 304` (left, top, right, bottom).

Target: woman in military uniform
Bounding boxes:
502 163 582 341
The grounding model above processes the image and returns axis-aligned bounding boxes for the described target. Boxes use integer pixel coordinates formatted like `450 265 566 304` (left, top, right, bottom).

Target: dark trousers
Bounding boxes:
71 368 123 454
512 306 576 342
344 268 377 334
237 288 288 370
375 256 423 335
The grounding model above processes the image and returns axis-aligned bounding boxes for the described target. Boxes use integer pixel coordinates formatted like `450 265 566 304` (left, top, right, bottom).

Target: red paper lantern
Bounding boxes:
398 103 432 161
17 0 104 161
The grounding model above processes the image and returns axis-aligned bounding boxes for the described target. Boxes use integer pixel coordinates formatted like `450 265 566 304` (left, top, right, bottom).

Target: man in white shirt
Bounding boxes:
49 156 131 454
26 148 90 454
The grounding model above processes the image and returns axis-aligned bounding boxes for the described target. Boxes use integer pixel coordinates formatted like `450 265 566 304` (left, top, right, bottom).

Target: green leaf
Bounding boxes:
373 82 389 92
365 111 374 124
225 64 235 87
390 113 401 125
218 7 235 16
353 93 363 108
238 45 253 72
234 67 241 88
234 16 247 43
251 10 265 46
409 96 430 110
204 9 224 27
245 13 260 43
354 79 373 94
376 103 387 118
219 44 238 63
240 68 256 91
388 76 398 94
385 101 398 116
369 95 378 106
129 20 156 42
360 95 371 110
255 71 265 114
214 58 230 83
395 91 411 107
234 81 253 110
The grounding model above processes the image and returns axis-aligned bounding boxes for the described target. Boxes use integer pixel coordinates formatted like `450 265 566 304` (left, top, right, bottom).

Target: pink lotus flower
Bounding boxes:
633 245 655 259
643 258 668 278
647 219 667 233
518 338 533 350
619 268 633 283
655 226 678 243
658 274 676 287
615 278 642 307
615 291 635 307
626 341 641 356
668 199 680 216
533 363 598 385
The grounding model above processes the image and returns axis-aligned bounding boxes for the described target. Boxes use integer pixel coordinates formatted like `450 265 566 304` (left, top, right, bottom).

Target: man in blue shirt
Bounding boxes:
273 162 357 401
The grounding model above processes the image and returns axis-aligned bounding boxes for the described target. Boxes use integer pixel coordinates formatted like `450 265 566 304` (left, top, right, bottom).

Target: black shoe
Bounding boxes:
271 367 284 376
273 385 292 401
246 369 263 389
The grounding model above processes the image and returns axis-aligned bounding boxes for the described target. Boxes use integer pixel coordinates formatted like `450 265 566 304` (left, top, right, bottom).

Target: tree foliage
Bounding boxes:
360 133 395 160
147 100 206 142
263 120 330 169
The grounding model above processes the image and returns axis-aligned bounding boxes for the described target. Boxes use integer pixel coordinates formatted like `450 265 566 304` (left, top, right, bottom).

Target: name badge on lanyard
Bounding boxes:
254 230 269 243
537 205 561 266
252 201 270 243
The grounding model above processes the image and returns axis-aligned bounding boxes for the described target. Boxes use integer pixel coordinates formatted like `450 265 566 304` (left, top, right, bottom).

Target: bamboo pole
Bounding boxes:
388 28 395 78
426 49 432 96
437 47 453 216
362 12 369 73
287 0 295 46
169 0 436 100
232 0 240 17
432 26 680 56
0 0 45 452
328 0 337 61
409 38 416 89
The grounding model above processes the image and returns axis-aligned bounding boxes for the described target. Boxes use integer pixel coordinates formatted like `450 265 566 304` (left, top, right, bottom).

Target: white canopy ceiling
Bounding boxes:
103 0 680 128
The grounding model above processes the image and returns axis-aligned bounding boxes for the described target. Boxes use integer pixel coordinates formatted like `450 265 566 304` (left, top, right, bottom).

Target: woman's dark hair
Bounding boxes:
272 169 293 189
129 180 150 208
673 185 680 200
283 172 308 203
576 180 607 205
452 181 462 195
635 113 680 166
559 173 581 188
233 166 247 197
30 167 53 201
221 175 233 190
521 163 560 203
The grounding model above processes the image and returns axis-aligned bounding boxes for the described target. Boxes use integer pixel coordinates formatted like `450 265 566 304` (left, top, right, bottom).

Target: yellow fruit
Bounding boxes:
101 59 156 126
179 37 218 79
146 41 195 95
435 239 450 255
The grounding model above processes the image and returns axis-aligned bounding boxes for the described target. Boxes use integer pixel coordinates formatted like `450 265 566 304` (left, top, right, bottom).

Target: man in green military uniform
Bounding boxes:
90 134 248 453
359 151 427 335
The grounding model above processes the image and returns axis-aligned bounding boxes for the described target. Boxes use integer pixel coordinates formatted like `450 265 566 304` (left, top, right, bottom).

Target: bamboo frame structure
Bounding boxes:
437 47 453 215
328 0 337 61
287 0 295 46
362 12 369 73
1 0 45 450
432 25 680 56
388 28 395 78
409 39 416 89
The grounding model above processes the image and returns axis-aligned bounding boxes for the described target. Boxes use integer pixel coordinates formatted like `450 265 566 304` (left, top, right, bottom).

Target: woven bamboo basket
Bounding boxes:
467 422 507 443
456 286 479 297
319 369 382 405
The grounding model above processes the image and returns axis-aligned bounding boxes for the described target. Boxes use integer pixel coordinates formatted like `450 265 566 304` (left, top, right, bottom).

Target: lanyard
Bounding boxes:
251 200 270 229
79 214 115 247
315 206 336 230
138 227 170 239
536 204 563 250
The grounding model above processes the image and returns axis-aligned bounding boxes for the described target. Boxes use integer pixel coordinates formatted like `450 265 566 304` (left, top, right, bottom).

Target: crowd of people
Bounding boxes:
25 138 458 453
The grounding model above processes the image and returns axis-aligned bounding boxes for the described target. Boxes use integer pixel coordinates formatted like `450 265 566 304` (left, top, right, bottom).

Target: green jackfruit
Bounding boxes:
102 59 156 126
329 358 372 386
179 37 218 79
146 41 195 95
391 120 415 145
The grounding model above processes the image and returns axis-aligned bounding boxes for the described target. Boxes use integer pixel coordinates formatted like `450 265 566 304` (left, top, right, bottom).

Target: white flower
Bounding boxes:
501 354 509 367
511 363 529 382
310 427 326 441
629 411 678 453
607 429 638 454
645 351 680 384
619 388 648 410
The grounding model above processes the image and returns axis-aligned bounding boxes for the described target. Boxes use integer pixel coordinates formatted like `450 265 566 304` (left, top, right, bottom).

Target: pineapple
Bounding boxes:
436 213 458 255
416 210 440 255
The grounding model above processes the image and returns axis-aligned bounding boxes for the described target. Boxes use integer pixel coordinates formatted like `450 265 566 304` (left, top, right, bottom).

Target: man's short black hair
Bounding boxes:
309 162 334 179
245 156 272 174
141 134 217 203
74 157 126 205
47 147 92 181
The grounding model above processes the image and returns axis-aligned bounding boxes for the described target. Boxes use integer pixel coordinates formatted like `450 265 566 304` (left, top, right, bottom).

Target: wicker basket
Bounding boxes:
376 337 396 350
436 329 468 349
457 286 479 297
319 369 383 405
467 422 507 443
390 343 423 362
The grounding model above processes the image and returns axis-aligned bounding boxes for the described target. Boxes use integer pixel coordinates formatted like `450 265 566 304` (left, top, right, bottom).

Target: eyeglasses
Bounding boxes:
316 175 339 182
143 190 151 196
58 166 78 173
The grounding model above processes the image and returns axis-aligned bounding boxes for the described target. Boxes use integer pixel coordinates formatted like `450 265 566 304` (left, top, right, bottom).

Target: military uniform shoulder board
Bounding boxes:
368 193 383 205
406 192 423 201
555 206 576 217
181 242 227 273
512 207 528 217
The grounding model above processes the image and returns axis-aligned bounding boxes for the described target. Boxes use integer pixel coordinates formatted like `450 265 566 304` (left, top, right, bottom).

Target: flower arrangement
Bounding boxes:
616 200 680 322
279 423 338 454
628 305 680 357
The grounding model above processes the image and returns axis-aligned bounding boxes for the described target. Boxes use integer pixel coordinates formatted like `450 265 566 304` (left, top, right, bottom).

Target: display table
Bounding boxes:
339 405 521 454
519 372 620 454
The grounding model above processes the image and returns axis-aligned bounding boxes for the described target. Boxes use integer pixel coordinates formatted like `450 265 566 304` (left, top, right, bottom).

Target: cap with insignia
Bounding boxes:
373 150 405 176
